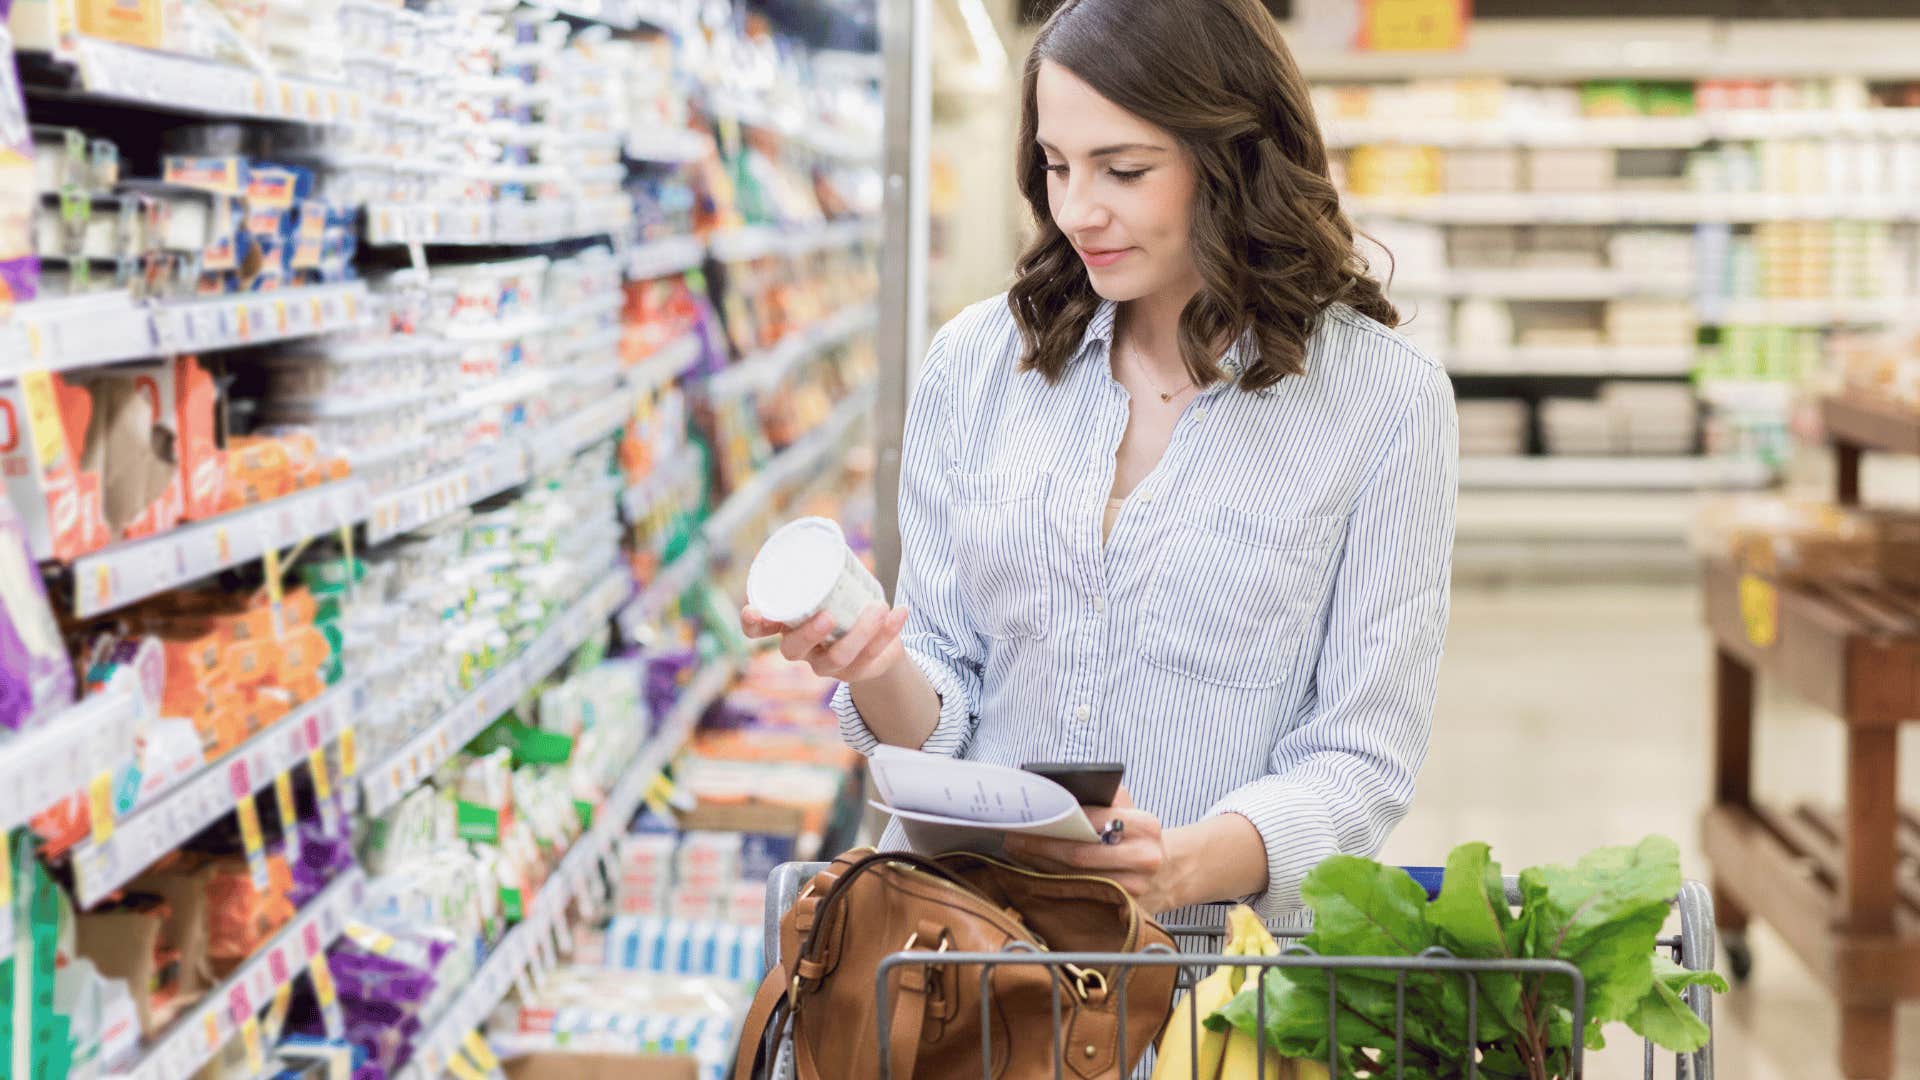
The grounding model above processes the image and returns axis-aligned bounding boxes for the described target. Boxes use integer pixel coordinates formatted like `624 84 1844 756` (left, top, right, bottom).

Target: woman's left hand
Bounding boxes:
1001 789 1188 914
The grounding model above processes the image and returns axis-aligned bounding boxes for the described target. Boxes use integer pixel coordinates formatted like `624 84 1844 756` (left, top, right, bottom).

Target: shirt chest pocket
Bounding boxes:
1141 505 1342 689
949 468 1052 641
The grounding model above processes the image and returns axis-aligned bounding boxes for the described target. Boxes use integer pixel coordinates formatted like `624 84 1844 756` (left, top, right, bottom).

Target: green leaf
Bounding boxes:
1427 843 1527 1039
1518 836 1680 1027
1624 955 1728 1053
1207 964 1469 1072
1300 856 1438 970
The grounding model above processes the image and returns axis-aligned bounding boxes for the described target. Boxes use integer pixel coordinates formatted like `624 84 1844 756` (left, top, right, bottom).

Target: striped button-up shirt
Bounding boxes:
831 293 1458 916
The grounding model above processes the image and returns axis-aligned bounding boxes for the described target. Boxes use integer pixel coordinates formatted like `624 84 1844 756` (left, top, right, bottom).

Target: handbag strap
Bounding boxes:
731 963 791 1080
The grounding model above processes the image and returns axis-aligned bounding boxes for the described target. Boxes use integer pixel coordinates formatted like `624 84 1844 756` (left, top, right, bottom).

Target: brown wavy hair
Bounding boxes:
1009 0 1396 393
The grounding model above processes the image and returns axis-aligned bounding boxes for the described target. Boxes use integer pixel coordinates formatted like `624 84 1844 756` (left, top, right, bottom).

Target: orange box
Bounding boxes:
225 638 273 686
75 0 167 51
175 357 224 521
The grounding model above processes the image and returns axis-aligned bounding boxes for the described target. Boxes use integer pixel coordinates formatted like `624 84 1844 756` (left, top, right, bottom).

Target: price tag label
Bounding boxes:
236 794 271 892
228 984 253 1027
88 771 116 843
264 981 293 1043
339 728 358 777
274 771 302 863
240 1016 266 1072
263 543 288 638
462 1030 500 1073
302 922 322 959
203 1010 222 1052
447 1052 488 1080
234 304 251 342
229 759 253 800
310 953 345 1038
344 921 396 956
0 835 14 964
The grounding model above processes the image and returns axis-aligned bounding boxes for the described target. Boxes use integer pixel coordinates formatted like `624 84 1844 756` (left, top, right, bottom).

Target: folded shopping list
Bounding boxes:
866 745 1102 855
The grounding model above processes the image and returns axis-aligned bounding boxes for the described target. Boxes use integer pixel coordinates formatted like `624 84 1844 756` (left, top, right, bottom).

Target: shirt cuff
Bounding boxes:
1206 780 1338 918
831 647 975 757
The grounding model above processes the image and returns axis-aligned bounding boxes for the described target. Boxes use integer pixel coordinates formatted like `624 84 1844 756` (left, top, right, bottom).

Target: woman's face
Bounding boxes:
1035 60 1200 306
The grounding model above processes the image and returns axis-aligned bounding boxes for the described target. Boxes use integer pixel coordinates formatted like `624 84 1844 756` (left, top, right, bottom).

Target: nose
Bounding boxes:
1052 171 1110 237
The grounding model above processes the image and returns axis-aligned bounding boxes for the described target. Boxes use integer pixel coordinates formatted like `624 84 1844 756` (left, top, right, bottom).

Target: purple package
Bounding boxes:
0 500 74 730
0 13 38 307
288 822 356 906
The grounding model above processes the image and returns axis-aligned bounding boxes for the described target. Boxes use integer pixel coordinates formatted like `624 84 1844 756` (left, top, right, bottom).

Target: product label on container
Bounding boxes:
164 156 246 197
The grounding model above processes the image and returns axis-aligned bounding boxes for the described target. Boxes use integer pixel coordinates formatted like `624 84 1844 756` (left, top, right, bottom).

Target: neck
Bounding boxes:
1117 288 1195 379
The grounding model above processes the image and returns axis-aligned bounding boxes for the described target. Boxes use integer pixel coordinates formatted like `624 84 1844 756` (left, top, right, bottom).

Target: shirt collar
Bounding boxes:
1077 299 1274 396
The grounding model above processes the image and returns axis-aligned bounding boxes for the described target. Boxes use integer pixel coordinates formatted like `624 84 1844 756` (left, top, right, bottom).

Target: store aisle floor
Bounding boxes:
1377 582 1920 1079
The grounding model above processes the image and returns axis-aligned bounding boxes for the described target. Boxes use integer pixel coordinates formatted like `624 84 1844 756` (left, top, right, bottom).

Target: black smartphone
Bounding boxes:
1022 762 1124 808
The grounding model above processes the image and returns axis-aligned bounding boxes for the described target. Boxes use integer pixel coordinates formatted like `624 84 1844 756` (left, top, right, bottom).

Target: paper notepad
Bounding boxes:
866 746 1101 855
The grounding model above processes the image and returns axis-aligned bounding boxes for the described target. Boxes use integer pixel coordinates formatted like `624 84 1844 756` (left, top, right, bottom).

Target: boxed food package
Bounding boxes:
74 872 213 1036
75 362 186 542
0 371 112 560
174 355 224 520
0 497 75 730
74 0 166 49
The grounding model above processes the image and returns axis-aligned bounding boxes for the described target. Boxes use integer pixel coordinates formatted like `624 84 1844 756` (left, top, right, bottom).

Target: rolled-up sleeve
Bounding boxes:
832 324 987 757
1206 363 1458 916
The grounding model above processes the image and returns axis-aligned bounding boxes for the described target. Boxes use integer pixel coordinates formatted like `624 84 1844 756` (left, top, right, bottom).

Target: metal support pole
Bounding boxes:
874 0 932 594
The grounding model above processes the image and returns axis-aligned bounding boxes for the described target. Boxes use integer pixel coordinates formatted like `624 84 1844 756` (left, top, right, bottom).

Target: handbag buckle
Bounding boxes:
787 974 803 1009
1063 964 1107 1002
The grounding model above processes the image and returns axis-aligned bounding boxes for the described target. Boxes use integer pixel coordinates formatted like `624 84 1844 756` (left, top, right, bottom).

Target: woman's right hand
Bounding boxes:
740 603 912 683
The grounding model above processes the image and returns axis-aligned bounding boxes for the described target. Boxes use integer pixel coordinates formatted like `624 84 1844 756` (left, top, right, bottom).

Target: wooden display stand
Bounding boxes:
1701 395 1920 1079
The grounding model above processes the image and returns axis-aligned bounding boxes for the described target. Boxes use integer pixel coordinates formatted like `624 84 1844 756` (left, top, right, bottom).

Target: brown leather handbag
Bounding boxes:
732 848 1180 1080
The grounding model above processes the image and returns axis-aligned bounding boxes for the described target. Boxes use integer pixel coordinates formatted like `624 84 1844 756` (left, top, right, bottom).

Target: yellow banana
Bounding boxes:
1153 905 1288 1079
1151 966 1237 1079
1219 1026 1291 1079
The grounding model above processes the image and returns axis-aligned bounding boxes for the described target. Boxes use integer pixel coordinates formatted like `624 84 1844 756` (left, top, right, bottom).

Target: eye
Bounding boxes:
1109 168 1148 183
1042 163 1068 176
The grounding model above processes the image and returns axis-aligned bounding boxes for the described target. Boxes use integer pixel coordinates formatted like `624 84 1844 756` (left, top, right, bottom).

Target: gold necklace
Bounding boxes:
1122 338 1192 403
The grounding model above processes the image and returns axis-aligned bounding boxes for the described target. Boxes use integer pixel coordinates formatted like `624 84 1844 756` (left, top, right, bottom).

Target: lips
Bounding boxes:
1077 246 1132 268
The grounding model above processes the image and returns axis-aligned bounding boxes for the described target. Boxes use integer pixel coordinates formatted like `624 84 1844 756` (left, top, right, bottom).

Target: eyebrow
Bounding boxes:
1035 139 1167 157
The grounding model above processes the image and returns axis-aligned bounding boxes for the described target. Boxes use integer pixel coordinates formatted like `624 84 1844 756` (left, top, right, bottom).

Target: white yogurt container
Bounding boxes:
746 517 886 637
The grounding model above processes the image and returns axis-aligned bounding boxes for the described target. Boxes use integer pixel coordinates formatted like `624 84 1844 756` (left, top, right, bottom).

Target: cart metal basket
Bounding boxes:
760 861 1717 1080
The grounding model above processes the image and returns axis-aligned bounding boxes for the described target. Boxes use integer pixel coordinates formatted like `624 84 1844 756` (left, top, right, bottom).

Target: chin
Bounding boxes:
1085 268 1152 303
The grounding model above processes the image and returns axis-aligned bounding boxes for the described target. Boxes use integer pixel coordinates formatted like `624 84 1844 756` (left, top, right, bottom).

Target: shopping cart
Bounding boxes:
757 861 1717 1080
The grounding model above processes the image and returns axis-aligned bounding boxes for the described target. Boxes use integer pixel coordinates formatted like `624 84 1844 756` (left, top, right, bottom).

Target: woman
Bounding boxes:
742 0 1457 918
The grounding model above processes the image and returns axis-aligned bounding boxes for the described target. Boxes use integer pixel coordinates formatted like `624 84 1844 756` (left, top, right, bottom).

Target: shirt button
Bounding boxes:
1093 596 1106 613
1138 490 1153 504
1074 705 1091 722
1194 407 1209 421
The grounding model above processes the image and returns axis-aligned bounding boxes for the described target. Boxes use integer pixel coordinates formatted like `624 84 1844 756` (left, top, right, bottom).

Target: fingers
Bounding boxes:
1112 785 1135 810
1083 807 1161 841
778 613 836 662
823 605 887 669
840 607 909 680
1003 833 1160 874
740 606 782 639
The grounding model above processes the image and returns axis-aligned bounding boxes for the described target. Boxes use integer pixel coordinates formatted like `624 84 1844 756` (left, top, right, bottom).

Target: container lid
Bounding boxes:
746 517 847 625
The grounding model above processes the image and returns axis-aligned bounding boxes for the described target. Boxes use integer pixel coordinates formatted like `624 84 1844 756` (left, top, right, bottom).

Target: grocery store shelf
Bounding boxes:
708 301 878 397
364 368 648 545
621 444 703 522
1443 346 1696 378
1348 191 1920 225
625 332 704 396
359 572 630 817
1323 109 1920 149
72 479 372 618
69 680 365 908
624 234 706 280
2 283 370 376
624 127 711 164
1394 269 1693 301
43 37 367 126
1699 297 1911 327
364 198 633 246
706 219 880 264
0 684 144 833
1459 454 1777 491
618 545 711 642
365 445 528 546
392 655 732 1080
108 867 366 1080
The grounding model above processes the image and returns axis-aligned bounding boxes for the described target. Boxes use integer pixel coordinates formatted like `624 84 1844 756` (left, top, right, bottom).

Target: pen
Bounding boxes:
1099 818 1125 846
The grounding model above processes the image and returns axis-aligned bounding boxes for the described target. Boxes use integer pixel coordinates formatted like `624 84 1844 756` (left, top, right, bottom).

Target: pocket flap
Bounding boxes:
949 469 1048 505
1200 505 1341 550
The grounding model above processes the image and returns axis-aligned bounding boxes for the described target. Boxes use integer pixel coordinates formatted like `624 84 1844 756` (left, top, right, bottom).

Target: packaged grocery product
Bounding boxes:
0 498 73 730
0 371 112 560
745 516 885 637
0 11 36 308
